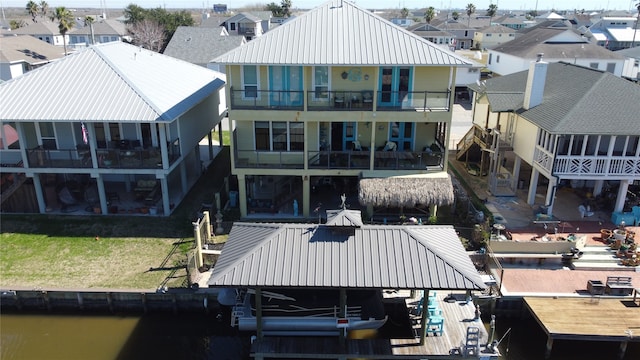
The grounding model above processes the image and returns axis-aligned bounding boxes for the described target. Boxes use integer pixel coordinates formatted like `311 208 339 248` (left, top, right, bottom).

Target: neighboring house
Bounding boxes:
407 23 455 49
221 12 265 40
211 0 472 219
462 60 640 216
390 18 414 28
472 25 517 50
581 17 640 51
68 19 127 48
163 26 246 71
487 27 625 76
0 35 65 81
615 46 640 82
0 42 226 216
432 21 476 50
8 21 66 47
494 15 528 30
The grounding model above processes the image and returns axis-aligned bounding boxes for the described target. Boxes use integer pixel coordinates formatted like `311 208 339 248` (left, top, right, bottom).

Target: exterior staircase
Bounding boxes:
571 246 636 271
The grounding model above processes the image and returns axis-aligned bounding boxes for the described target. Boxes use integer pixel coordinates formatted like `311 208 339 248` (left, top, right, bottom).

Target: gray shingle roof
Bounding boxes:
0 35 65 64
468 62 640 135
10 21 60 35
492 27 624 60
0 42 225 122
208 221 485 290
164 26 245 66
70 19 126 36
212 0 472 66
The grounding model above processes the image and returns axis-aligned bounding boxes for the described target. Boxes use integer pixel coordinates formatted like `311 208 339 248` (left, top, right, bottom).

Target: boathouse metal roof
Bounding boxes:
208 219 485 290
211 0 472 66
0 42 225 122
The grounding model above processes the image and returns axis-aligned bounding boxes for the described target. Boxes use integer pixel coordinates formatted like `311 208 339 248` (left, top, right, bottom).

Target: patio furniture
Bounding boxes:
587 280 605 295
605 276 634 296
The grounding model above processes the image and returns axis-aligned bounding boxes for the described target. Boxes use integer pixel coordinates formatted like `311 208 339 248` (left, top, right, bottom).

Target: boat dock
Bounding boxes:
524 296 640 359
251 291 497 359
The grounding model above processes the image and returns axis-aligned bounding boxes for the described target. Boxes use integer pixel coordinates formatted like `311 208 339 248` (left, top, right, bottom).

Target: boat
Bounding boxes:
219 288 388 336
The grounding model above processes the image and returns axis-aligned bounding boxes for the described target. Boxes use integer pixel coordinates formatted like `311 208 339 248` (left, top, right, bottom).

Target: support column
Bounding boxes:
544 336 554 359
255 288 263 339
419 289 429 345
208 132 214 161
512 156 522 190
180 161 188 195
160 177 170 216
96 175 108 215
86 122 98 168
158 123 169 170
527 168 540 205
302 176 310 217
339 288 347 345
32 174 46 213
238 175 247 217
614 180 630 213
593 180 604 197
545 177 557 216
618 340 628 359
429 204 438 218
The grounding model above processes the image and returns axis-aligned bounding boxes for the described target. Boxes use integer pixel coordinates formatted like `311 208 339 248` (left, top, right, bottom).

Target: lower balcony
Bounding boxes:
26 147 179 169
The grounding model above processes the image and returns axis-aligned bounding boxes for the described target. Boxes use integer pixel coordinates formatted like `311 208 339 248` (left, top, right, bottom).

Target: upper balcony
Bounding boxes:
534 147 640 177
230 89 451 112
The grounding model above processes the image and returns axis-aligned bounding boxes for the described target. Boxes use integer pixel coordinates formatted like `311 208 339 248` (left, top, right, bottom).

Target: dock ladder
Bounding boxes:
464 326 480 357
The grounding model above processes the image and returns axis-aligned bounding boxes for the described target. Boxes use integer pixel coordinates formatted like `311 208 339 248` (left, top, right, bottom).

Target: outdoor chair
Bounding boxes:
632 206 640 226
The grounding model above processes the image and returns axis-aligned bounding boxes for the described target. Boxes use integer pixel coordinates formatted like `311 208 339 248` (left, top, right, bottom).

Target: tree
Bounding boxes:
424 6 436 24
10 19 28 29
39 1 49 19
26 1 39 23
129 19 165 52
400 7 409 19
85 16 95 45
466 3 476 27
50 6 74 56
124 4 146 25
486 3 497 25
452 11 460 20
281 0 292 17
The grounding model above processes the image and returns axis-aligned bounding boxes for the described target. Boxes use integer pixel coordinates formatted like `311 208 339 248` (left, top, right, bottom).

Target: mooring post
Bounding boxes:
77 293 84 310
42 290 51 312
141 293 147 313
106 292 114 313
618 341 628 359
545 336 554 359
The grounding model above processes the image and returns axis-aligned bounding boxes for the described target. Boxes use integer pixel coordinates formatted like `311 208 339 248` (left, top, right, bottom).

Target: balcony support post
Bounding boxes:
527 168 539 206
238 175 247 217
614 180 630 213
302 175 310 217
32 173 46 214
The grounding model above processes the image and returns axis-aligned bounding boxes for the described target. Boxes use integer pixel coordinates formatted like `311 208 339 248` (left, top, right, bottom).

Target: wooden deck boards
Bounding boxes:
524 297 640 341
251 291 494 358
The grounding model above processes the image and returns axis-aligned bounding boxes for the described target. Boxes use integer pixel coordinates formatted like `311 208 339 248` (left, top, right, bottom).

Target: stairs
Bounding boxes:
464 326 480 357
571 246 635 271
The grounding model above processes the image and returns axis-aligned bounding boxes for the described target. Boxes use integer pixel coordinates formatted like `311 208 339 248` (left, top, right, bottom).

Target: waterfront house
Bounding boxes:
220 12 267 41
487 26 626 76
0 42 226 216
0 35 65 81
461 59 640 217
163 26 246 71
211 0 473 219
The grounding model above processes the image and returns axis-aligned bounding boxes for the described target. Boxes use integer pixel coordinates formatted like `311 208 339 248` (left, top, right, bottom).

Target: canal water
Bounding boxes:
1 311 638 359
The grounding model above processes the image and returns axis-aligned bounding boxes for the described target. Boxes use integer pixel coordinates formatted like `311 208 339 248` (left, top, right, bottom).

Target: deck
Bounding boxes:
524 297 640 358
251 291 497 359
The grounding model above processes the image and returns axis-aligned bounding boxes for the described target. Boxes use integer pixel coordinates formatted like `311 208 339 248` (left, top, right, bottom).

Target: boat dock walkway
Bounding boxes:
251 290 497 359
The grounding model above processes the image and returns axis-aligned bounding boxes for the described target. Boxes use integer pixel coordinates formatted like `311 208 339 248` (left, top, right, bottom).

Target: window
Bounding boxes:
488 54 492 64
486 33 492 37
590 63 599 69
38 122 57 149
313 66 329 100
496 55 500 63
242 65 259 99
606 63 616 73
254 121 304 152
230 23 236 31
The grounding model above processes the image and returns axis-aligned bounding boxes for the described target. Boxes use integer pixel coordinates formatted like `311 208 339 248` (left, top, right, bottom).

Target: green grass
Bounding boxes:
211 130 231 146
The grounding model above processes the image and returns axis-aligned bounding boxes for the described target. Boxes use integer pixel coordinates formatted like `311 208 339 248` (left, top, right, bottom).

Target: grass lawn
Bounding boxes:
0 148 233 291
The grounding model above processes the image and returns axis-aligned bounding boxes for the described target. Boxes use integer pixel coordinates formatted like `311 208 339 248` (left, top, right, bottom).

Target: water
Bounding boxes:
1 312 638 360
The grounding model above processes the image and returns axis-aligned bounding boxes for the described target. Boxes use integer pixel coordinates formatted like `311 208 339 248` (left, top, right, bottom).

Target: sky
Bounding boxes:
1 0 637 11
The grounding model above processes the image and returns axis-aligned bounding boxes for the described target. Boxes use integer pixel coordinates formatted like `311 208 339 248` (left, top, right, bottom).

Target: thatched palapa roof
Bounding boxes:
358 175 455 208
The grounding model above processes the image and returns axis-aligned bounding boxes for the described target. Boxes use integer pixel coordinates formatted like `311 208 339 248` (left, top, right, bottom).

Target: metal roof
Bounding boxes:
0 42 225 122
208 220 485 290
212 0 472 66
468 62 640 135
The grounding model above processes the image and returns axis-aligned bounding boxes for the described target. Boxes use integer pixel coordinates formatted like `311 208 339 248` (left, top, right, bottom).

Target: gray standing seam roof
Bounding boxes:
208 222 485 290
468 62 640 135
211 0 472 66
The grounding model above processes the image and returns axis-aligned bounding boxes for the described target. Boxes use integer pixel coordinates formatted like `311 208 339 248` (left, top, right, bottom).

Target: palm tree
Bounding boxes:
487 3 498 25
85 16 95 45
26 1 39 23
39 1 49 19
452 11 460 21
50 6 74 56
425 6 436 24
466 3 476 27
400 7 409 19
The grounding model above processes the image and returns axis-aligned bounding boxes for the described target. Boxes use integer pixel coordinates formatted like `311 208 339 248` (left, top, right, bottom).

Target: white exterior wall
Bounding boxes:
621 57 640 81
0 62 26 81
487 51 527 76
455 66 481 86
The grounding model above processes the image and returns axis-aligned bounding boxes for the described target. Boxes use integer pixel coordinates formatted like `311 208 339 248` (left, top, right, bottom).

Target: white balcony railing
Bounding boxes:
535 148 640 177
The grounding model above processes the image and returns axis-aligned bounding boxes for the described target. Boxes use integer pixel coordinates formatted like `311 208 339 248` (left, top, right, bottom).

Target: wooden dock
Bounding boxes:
524 296 640 359
251 291 497 359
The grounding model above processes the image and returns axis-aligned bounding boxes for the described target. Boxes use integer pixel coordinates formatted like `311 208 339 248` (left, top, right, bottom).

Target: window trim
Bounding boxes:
242 65 260 100
254 121 304 152
36 122 58 150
